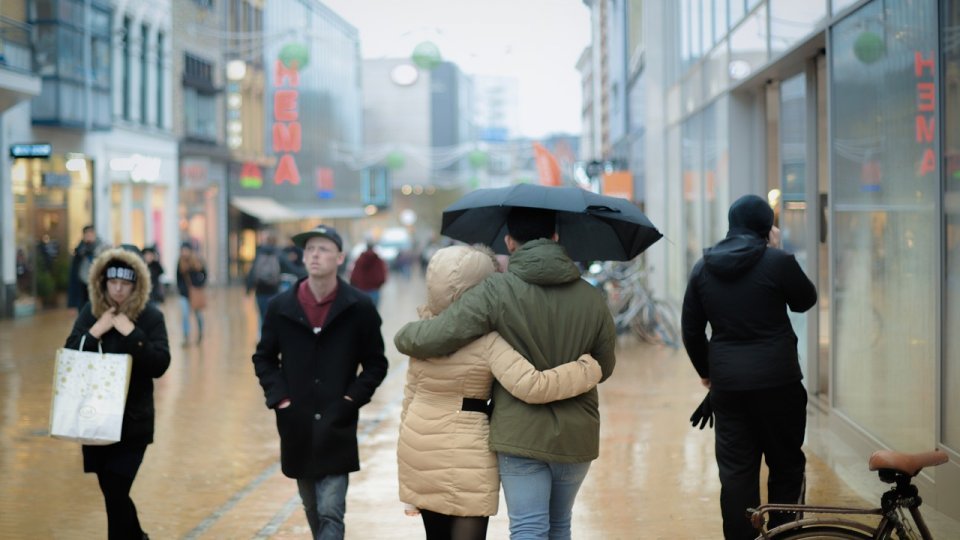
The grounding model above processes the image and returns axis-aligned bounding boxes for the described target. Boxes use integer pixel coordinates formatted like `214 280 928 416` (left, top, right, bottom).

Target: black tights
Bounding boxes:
420 509 489 540
96 470 144 540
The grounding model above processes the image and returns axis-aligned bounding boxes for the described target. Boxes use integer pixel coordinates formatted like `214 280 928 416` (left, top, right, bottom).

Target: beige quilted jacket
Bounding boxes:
396 245 601 517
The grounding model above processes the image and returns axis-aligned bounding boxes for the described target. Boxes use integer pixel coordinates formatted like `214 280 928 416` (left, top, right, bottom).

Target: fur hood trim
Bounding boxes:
88 247 152 319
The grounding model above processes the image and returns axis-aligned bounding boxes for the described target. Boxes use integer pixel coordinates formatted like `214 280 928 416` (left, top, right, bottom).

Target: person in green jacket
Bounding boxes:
395 207 617 540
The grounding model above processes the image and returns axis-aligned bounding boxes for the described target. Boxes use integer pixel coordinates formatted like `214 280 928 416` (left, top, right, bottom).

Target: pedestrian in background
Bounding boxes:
395 207 617 539
398 244 602 540
67 225 105 311
252 224 388 540
176 242 207 346
681 194 817 540
280 244 308 292
349 242 387 307
141 246 165 305
64 247 171 540
247 231 293 326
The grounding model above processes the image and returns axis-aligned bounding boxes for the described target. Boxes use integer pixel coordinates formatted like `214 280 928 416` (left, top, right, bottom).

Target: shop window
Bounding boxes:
830 0 937 452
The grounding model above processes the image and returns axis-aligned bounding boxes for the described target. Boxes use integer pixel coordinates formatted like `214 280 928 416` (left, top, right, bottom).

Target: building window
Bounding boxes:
830 0 938 451
29 0 112 129
122 16 132 120
183 53 218 141
157 32 164 128
141 24 149 124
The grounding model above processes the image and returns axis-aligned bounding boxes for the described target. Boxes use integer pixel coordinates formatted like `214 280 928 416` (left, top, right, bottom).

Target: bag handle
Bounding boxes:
78 334 104 355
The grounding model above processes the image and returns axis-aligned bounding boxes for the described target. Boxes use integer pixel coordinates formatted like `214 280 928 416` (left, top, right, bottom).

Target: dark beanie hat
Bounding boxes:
728 194 774 237
104 260 136 283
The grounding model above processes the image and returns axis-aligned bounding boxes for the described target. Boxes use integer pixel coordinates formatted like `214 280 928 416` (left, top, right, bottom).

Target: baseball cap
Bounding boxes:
292 225 343 251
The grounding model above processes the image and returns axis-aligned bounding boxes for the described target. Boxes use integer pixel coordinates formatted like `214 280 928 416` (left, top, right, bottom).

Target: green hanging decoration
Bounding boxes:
279 42 310 70
853 31 884 65
469 176 480 189
412 41 442 70
468 150 488 169
385 151 406 170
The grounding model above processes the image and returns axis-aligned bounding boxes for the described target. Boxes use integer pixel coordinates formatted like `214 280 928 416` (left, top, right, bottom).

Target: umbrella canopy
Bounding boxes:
440 184 663 261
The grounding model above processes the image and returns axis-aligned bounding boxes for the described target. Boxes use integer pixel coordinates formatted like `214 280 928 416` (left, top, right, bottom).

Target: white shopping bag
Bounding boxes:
49 336 132 445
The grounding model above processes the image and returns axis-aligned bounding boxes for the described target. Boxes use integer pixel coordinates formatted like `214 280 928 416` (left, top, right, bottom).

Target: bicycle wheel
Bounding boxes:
766 525 872 539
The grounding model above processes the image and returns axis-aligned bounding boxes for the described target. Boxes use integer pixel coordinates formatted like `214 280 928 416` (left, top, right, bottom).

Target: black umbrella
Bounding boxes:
440 184 663 261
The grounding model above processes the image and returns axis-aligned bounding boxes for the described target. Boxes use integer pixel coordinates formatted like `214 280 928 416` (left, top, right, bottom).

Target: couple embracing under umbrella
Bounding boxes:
394 184 661 539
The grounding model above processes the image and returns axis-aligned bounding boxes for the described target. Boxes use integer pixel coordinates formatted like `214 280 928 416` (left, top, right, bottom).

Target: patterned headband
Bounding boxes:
105 266 136 282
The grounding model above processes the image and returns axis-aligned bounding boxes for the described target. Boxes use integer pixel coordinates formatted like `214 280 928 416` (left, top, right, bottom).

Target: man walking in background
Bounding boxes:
247 230 295 327
253 224 388 540
67 225 105 311
681 194 817 539
395 207 617 539
349 242 387 307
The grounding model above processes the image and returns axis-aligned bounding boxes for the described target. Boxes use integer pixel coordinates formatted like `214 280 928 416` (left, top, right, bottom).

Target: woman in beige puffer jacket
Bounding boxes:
397 245 601 539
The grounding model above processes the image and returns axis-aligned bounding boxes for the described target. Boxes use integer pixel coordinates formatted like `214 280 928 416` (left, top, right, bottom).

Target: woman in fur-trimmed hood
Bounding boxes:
64 246 171 540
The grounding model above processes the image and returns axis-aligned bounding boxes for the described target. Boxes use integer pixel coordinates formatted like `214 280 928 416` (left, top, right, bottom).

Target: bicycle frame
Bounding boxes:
750 487 934 539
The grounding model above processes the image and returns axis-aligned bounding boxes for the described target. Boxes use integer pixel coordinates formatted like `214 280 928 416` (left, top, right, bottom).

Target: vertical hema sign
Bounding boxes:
272 43 308 185
914 51 936 177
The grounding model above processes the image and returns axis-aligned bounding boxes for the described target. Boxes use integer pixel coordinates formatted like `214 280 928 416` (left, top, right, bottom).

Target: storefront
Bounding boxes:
651 0 960 520
180 155 227 284
10 148 93 315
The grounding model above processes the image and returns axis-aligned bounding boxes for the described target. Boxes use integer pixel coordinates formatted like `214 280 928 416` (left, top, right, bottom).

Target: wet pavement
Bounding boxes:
1 273 957 539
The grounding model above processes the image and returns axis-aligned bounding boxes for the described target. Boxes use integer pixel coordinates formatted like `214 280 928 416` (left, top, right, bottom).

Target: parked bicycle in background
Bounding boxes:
584 259 680 349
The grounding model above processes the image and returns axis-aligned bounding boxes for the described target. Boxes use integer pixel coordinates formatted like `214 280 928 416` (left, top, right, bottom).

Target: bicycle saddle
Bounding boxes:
868 449 948 477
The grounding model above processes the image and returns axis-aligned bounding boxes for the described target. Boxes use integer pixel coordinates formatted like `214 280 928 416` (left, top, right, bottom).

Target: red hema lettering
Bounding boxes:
272 59 301 185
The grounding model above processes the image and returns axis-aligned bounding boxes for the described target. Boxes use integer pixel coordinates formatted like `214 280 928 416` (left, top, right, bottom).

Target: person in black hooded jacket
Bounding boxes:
65 247 171 540
681 194 817 540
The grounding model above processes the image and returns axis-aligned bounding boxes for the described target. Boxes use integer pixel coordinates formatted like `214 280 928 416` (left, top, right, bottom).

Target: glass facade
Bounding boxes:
30 0 112 129
11 156 94 314
942 0 960 453
652 0 958 521
831 0 938 451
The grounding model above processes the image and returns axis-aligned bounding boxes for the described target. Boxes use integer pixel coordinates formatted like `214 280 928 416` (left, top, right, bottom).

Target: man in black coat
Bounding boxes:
681 194 817 540
252 225 388 540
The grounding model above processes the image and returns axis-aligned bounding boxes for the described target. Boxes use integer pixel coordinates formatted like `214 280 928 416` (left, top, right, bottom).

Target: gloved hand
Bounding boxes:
689 392 714 430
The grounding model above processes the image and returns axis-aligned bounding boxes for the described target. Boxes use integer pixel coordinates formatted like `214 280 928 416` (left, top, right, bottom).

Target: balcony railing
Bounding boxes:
0 16 34 74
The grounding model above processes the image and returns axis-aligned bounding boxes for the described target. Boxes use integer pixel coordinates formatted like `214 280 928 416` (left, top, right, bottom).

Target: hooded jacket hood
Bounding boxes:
421 245 498 318
87 247 152 319
702 233 768 280
507 239 581 286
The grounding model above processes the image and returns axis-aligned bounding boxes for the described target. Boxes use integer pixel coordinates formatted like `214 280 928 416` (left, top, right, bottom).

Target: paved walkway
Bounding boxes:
0 274 955 538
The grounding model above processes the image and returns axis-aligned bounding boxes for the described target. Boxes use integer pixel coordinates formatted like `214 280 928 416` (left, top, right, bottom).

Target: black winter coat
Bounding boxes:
65 247 171 446
681 233 817 391
252 277 388 479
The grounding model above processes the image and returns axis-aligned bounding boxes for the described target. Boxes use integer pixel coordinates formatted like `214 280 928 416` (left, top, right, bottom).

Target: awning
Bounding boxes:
230 196 366 223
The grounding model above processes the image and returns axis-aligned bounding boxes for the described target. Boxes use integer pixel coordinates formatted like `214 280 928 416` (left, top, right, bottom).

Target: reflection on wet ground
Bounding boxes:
1 274 956 538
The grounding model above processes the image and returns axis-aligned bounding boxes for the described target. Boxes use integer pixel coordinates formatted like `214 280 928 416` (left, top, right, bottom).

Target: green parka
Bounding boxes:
394 239 616 463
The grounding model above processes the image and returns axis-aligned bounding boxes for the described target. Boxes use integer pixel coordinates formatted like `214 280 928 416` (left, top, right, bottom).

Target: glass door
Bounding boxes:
778 70 815 383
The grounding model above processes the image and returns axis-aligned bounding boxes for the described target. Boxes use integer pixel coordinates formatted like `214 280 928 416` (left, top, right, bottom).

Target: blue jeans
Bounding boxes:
497 453 591 540
179 296 204 341
297 475 348 540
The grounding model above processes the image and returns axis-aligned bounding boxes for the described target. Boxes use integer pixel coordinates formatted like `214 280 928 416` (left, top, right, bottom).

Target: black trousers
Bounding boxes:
420 509 489 540
712 382 807 540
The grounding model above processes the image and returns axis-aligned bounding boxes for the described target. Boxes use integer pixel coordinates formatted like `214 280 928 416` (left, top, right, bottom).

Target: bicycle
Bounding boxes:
748 449 949 539
590 260 681 348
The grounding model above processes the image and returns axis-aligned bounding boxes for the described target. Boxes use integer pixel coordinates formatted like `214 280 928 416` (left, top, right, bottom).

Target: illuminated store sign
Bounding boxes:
272 52 302 185
10 143 52 158
914 51 936 177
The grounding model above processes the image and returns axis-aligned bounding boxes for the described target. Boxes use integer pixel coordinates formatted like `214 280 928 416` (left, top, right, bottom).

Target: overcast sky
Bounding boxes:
321 0 591 139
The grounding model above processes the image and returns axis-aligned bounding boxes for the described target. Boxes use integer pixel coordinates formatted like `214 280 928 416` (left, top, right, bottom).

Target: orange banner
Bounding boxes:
602 171 633 201
533 142 562 186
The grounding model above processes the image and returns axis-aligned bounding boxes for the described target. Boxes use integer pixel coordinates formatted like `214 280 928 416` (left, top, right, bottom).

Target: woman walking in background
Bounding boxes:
64 247 171 539
176 242 207 346
397 245 601 540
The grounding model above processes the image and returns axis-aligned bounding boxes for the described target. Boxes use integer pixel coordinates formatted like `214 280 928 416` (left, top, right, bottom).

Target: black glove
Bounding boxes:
689 392 714 430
